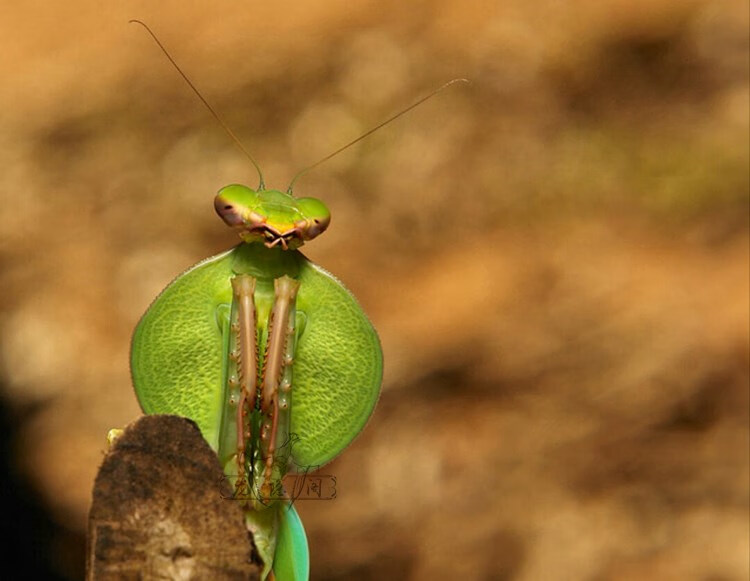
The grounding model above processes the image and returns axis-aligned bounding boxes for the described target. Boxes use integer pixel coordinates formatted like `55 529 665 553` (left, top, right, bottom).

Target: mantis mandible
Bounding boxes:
128 20 466 581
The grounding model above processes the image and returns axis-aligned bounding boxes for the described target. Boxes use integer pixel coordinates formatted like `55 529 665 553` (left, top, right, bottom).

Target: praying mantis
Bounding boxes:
127 20 466 581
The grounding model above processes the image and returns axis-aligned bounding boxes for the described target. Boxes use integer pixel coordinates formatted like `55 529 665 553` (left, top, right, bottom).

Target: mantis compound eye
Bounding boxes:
295 197 331 241
305 216 330 239
214 195 245 226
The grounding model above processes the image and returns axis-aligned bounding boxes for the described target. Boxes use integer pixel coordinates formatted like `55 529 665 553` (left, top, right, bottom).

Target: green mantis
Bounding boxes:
128 20 465 580
131 187 382 580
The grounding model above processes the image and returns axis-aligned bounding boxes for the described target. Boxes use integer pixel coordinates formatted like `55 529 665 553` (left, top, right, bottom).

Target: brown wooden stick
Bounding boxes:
87 415 262 580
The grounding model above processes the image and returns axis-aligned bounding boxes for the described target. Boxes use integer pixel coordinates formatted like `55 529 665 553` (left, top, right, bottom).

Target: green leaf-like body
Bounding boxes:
131 242 383 469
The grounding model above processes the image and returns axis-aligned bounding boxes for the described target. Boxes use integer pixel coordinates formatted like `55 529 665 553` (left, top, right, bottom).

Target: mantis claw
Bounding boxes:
106 428 124 449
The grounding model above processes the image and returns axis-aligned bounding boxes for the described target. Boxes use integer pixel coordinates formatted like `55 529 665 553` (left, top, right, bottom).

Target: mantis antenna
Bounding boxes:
286 78 470 193
129 19 266 190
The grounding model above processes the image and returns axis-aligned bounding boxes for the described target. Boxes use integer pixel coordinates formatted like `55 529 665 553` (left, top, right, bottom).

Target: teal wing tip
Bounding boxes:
273 503 310 581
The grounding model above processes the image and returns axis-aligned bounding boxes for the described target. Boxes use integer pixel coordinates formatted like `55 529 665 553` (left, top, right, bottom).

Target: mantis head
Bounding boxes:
215 184 331 250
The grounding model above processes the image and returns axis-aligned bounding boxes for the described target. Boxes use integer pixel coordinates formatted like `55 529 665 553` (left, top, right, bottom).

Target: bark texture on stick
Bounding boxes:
87 415 261 580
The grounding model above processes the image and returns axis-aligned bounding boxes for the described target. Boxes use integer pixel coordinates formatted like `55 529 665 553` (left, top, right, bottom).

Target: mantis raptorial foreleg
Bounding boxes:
259 277 300 502
226 275 300 511
230 275 257 498
225 274 303 578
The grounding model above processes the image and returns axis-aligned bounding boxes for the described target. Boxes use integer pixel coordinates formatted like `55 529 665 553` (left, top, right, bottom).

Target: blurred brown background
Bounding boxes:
0 1 748 579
